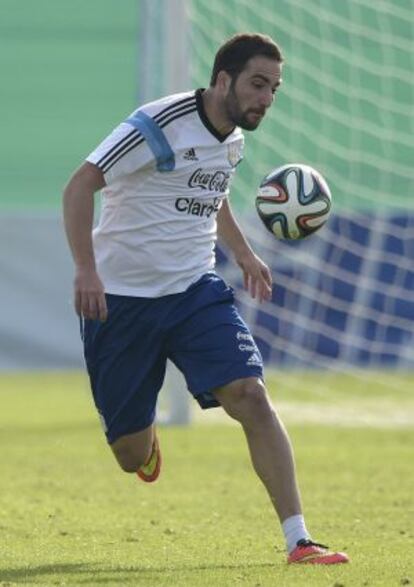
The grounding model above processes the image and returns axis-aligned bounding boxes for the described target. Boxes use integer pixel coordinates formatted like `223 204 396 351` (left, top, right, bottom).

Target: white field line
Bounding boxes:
192 399 414 429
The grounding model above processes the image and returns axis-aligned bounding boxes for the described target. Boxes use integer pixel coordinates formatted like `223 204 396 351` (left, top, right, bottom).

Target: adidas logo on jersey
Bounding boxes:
183 148 198 161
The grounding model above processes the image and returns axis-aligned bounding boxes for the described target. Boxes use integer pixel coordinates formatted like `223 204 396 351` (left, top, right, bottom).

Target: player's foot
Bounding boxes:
137 435 161 483
287 539 349 564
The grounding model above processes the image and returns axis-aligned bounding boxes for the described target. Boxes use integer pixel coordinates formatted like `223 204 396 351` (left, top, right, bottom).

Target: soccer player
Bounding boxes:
63 33 349 565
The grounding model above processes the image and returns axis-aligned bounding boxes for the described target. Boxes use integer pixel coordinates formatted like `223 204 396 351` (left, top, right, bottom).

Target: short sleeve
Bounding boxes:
86 121 154 184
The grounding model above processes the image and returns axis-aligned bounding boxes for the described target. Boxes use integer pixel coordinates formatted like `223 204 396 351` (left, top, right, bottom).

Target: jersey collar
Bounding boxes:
195 88 236 143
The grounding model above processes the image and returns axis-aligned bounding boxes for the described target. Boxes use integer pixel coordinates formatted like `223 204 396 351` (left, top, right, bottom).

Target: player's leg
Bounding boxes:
169 274 349 563
169 276 302 518
213 376 302 522
213 377 348 563
82 294 167 481
111 425 162 482
110 425 154 472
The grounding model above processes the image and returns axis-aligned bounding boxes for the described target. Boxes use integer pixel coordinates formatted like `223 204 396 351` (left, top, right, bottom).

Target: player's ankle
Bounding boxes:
282 514 311 553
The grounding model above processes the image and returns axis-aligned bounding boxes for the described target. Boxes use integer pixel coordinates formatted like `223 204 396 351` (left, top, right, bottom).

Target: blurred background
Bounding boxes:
1 1 413 400
0 0 138 368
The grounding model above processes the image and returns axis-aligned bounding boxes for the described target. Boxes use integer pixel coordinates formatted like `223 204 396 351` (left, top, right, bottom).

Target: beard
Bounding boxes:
224 83 265 131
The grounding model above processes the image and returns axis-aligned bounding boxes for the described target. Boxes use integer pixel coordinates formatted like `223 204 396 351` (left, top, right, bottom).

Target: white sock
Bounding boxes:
282 514 311 553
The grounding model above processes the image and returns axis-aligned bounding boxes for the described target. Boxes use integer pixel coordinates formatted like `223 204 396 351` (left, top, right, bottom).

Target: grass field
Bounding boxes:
0 371 413 586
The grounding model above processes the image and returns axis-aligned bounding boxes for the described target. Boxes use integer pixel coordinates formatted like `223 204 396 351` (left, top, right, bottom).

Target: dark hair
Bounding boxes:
210 33 283 86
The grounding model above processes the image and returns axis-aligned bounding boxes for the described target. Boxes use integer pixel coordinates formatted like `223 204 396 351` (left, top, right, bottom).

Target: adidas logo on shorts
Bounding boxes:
183 148 198 161
247 352 262 366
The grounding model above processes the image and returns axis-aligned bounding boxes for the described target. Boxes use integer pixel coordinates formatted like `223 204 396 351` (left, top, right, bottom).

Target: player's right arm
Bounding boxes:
63 161 108 322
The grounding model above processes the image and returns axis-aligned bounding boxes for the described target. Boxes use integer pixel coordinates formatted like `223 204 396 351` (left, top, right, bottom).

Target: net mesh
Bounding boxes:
188 0 414 380
189 0 413 211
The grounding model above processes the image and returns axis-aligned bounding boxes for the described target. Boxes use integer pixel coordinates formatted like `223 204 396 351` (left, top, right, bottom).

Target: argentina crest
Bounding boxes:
227 140 243 167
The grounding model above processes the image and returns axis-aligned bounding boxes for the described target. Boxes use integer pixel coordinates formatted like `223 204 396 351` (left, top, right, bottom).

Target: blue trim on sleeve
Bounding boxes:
125 111 175 172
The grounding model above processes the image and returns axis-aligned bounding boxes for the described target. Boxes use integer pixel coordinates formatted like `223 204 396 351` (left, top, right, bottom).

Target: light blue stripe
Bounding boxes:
126 111 175 172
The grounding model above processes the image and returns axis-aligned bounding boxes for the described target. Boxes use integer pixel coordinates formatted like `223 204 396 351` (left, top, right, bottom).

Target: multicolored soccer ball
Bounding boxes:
255 164 332 240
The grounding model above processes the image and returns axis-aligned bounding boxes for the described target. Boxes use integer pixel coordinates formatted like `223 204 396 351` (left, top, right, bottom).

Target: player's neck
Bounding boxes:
202 88 236 136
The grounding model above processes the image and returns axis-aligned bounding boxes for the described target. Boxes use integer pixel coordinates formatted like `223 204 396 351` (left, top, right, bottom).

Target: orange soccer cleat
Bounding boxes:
288 539 349 565
137 435 162 483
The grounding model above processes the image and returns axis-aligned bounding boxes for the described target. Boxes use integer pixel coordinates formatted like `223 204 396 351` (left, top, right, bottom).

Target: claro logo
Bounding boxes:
175 197 220 218
188 168 231 192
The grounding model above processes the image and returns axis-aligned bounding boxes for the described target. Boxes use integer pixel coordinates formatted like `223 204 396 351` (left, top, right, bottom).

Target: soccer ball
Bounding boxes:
255 163 332 240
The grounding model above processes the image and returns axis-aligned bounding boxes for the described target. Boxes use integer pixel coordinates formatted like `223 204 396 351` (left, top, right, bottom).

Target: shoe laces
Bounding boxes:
297 539 329 550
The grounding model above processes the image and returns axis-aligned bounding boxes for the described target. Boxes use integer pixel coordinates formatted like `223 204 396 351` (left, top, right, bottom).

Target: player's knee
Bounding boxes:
112 443 152 474
242 381 273 421
217 378 273 424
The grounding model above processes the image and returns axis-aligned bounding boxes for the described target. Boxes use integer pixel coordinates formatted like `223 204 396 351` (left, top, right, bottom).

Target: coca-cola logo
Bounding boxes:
188 168 231 193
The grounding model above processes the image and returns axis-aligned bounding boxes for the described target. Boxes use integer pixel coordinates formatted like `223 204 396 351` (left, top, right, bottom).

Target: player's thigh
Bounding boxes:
169 295 264 409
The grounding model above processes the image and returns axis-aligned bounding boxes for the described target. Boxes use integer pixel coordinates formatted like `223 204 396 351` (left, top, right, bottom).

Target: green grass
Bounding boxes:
0 372 413 586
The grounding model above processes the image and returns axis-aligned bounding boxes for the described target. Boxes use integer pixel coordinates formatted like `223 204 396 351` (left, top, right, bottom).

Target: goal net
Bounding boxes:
187 0 414 388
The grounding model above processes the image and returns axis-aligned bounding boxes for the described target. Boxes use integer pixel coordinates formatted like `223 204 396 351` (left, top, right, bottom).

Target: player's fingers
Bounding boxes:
74 290 82 317
80 293 90 320
97 294 108 322
253 273 270 303
80 293 95 319
260 267 272 300
257 282 264 303
244 270 249 291
87 294 101 321
262 265 272 287
79 292 96 320
250 277 257 299
263 277 273 299
262 282 273 302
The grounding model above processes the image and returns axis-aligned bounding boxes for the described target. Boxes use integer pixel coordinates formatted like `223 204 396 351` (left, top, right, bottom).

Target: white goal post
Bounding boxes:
139 0 193 425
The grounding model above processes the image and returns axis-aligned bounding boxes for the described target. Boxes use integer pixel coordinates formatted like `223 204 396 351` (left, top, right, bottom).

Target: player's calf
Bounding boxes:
110 428 154 473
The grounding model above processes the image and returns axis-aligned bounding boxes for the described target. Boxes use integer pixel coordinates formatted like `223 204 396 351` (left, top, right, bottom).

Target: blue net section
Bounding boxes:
218 211 414 368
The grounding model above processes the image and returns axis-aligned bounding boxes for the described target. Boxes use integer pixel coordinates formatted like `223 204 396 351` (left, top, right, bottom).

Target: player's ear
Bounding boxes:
216 70 232 93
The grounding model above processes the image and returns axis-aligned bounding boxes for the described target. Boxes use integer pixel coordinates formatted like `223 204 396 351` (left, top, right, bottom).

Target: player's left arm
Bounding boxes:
217 198 272 302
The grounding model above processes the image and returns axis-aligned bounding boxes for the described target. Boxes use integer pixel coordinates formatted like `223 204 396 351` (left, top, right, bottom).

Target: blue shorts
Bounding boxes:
82 273 263 443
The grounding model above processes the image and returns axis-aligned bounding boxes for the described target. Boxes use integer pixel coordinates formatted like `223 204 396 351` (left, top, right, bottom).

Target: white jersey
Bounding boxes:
86 89 244 297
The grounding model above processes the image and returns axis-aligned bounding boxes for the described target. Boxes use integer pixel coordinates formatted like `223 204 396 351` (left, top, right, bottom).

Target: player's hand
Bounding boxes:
236 251 273 303
74 267 108 321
